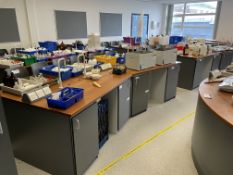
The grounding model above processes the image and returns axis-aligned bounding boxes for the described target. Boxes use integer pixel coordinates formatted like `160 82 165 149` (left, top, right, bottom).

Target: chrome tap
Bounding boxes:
57 58 66 89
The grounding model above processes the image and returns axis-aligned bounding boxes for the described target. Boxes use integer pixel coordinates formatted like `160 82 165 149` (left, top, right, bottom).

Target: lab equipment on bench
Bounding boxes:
47 87 84 109
100 63 112 71
125 51 156 70
153 48 177 65
112 64 127 75
0 59 23 69
1 77 46 96
219 76 233 92
85 68 102 80
22 85 52 103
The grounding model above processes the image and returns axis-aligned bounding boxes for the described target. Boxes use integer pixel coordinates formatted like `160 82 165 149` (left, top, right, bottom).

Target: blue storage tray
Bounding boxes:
37 57 49 62
47 87 84 109
17 50 37 56
72 71 83 77
39 65 72 81
39 41 58 52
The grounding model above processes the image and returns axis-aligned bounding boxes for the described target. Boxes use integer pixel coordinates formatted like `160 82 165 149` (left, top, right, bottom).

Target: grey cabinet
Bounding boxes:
165 64 180 101
193 57 212 89
219 51 233 70
178 55 213 90
0 98 18 175
118 79 131 130
211 54 221 70
131 73 150 116
72 103 99 175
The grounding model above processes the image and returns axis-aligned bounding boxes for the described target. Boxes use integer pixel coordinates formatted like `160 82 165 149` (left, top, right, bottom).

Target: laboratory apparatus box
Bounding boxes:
154 48 177 65
126 51 156 70
47 87 84 109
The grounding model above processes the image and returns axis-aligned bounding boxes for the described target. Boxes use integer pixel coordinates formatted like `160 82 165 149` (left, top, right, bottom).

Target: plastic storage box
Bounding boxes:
95 55 117 66
39 41 58 52
39 65 72 81
169 36 184 45
17 50 37 56
11 56 37 66
47 87 84 109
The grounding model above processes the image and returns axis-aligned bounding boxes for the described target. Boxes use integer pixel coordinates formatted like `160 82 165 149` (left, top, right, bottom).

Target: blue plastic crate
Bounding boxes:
39 65 72 80
39 41 58 52
169 36 184 45
72 71 83 77
37 57 48 62
47 87 84 109
17 50 37 56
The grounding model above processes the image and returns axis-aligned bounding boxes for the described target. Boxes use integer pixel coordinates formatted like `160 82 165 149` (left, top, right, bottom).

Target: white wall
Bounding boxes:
0 0 165 49
216 0 233 41
0 0 31 50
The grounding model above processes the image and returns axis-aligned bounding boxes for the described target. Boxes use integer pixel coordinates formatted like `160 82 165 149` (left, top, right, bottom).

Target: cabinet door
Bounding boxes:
131 73 150 116
193 56 212 89
72 103 99 175
211 54 221 70
193 59 204 89
0 99 18 175
219 51 233 70
165 64 180 101
118 79 131 130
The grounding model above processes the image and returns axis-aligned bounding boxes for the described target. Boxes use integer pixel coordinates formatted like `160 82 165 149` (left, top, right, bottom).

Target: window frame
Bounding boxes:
167 1 222 39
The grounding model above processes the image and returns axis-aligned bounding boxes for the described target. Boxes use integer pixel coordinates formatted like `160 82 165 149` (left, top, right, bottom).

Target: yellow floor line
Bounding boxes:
96 111 195 175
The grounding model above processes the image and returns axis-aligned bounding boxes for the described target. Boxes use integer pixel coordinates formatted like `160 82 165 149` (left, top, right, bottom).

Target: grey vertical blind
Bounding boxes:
100 13 122 37
0 8 20 42
55 10 87 39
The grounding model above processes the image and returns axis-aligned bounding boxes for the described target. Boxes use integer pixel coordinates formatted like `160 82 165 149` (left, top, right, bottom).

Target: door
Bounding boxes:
165 64 180 101
0 98 18 175
73 103 99 175
118 79 131 130
131 73 150 116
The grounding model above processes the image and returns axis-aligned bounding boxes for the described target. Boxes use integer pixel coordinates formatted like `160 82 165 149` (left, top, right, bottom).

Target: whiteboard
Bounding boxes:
55 10 87 39
100 13 122 37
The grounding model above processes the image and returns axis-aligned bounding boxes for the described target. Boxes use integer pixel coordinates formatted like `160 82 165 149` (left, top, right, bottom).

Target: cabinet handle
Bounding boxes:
135 76 140 85
0 122 3 135
171 66 175 70
145 90 150 94
119 85 123 90
75 119 80 130
126 97 130 101
199 59 202 62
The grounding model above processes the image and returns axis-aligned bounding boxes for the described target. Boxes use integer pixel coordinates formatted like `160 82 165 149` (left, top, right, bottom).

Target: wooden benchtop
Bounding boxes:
199 80 233 127
178 53 218 60
0 64 175 117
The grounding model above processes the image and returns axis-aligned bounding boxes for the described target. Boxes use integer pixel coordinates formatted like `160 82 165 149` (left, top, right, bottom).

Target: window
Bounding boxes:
169 1 220 39
131 14 149 42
